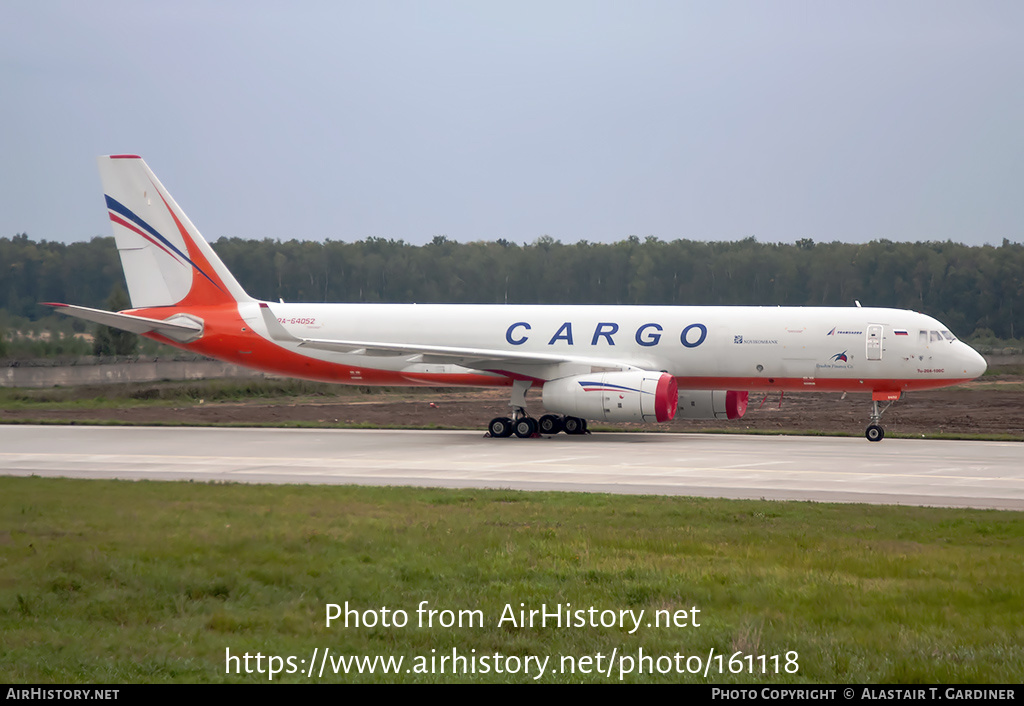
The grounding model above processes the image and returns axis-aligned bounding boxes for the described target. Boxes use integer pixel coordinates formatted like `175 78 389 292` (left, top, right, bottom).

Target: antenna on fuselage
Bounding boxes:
855 300 862 308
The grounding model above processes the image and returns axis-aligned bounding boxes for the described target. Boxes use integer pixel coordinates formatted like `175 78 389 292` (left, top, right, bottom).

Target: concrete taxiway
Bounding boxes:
1 425 1021 510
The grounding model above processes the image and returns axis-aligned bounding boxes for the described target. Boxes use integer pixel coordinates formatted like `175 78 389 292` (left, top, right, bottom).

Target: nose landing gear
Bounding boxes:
865 393 900 442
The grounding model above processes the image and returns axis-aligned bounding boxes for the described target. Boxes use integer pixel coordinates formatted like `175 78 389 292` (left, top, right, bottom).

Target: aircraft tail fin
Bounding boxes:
97 155 253 308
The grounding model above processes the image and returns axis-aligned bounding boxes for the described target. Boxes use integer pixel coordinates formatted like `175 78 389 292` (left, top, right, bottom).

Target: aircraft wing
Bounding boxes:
258 303 651 373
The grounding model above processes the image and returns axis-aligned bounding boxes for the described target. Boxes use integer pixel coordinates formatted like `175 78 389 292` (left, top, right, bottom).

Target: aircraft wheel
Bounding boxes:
563 416 586 435
513 417 538 438
865 424 885 442
488 417 514 438
538 414 563 435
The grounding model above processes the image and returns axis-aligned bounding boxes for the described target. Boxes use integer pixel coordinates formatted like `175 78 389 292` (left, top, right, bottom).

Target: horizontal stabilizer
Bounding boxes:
43 303 204 343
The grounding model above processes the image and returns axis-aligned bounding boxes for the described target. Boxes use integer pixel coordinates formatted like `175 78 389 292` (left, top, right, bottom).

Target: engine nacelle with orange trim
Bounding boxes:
676 389 748 420
542 371 678 423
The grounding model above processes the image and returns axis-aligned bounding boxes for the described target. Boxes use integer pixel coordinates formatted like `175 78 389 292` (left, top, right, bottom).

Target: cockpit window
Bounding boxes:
930 331 942 342
942 330 955 341
919 330 928 344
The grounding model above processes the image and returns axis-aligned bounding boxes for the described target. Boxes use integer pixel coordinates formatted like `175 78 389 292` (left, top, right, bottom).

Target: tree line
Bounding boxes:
2 233 1022 340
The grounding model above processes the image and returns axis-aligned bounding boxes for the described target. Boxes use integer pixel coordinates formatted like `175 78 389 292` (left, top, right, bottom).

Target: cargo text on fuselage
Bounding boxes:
505 321 708 348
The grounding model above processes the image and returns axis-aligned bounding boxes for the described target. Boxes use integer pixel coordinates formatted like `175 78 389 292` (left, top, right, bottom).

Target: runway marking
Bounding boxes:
0 452 1018 484
3 427 1022 509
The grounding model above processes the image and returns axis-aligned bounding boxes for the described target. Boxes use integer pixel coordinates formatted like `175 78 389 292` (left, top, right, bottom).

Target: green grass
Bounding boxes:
0 379 405 409
961 381 1024 391
983 365 1024 377
1 477 1021 683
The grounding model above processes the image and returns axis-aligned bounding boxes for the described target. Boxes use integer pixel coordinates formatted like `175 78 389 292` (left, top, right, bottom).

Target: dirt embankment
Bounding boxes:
4 380 1022 438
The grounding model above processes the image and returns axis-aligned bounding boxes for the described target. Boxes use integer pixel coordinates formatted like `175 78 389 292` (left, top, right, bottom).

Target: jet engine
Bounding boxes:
542 371 678 423
675 389 748 420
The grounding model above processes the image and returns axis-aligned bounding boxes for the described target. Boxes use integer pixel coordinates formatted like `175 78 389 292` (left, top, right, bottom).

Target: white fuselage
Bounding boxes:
232 302 986 394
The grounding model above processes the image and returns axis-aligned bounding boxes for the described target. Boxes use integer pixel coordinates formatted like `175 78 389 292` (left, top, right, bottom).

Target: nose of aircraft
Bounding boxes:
960 343 988 379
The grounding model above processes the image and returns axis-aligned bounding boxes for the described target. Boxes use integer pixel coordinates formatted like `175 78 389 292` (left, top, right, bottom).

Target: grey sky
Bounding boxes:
2 1 1022 246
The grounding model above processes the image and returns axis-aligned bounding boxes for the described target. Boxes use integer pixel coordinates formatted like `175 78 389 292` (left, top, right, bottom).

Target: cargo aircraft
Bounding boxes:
47 156 988 441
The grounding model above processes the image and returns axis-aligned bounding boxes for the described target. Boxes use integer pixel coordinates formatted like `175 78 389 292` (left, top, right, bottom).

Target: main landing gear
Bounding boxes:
487 413 535 439
486 412 589 438
485 380 589 438
865 396 898 442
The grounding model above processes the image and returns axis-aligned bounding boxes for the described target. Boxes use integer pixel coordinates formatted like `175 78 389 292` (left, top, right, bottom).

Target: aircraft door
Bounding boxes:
866 325 883 361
